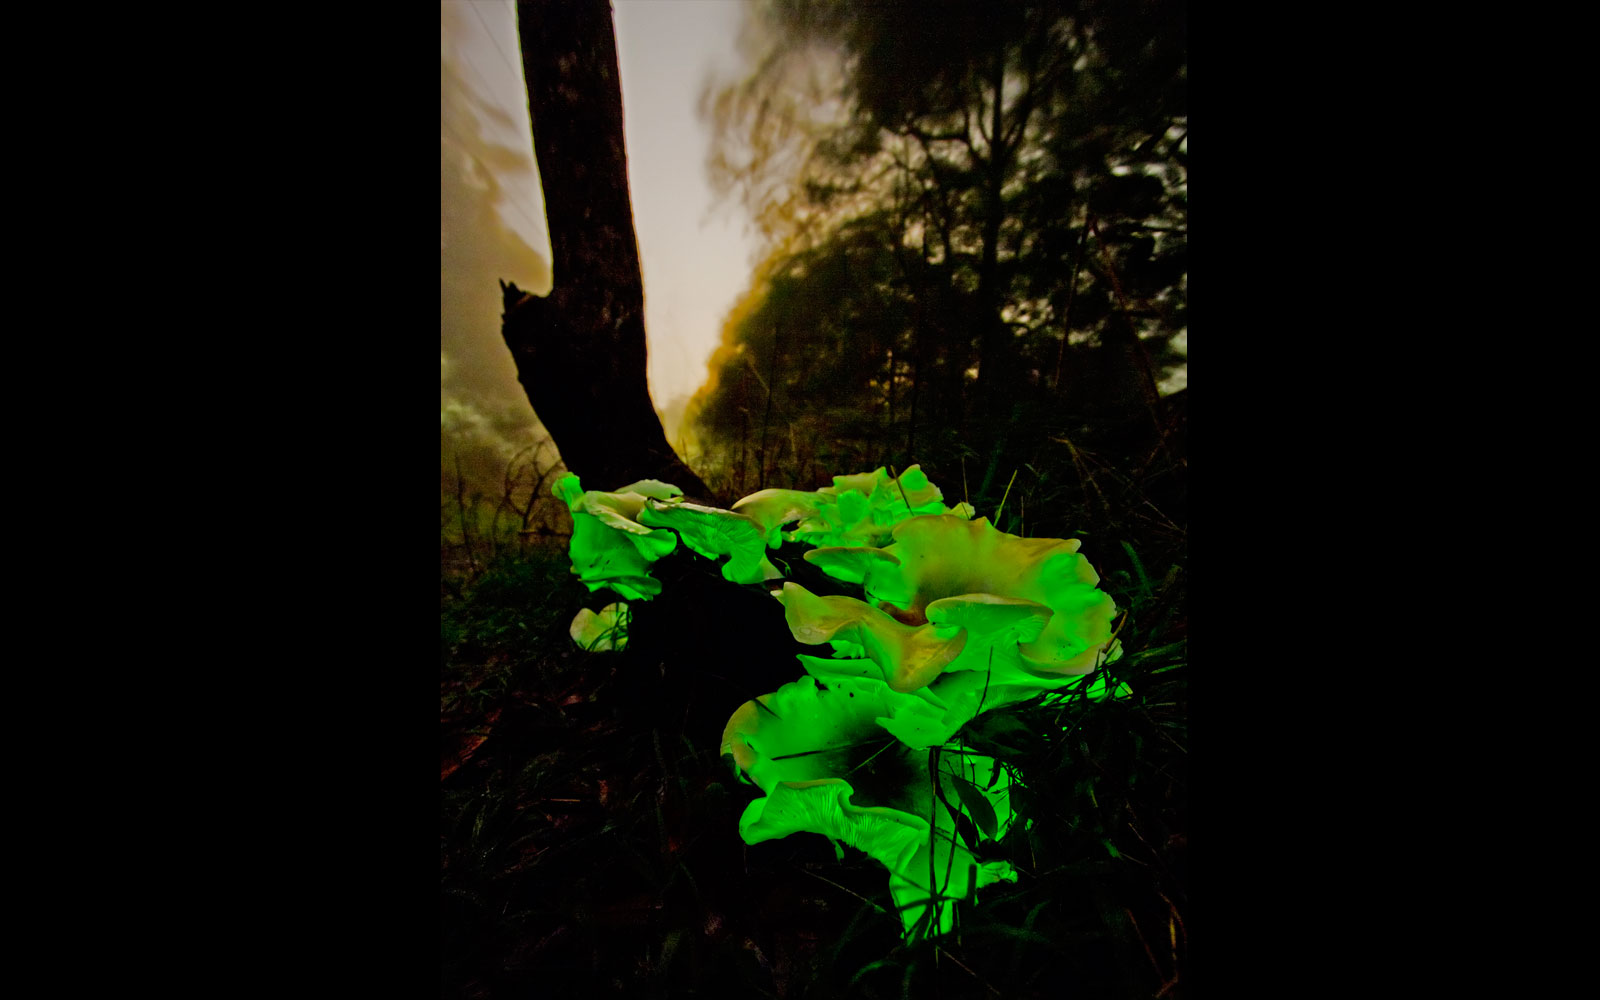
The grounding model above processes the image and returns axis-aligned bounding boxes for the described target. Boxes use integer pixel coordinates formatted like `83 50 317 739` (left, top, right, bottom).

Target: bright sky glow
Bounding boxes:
614 0 760 427
441 0 1183 485
441 0 759 450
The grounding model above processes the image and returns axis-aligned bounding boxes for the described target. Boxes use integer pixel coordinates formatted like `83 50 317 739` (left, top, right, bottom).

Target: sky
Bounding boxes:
441 0 758 497
441 0 1185 505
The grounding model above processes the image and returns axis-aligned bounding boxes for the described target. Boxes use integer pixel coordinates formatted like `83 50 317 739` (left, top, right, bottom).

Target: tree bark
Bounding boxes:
501 0 710 497
973 44 1014 426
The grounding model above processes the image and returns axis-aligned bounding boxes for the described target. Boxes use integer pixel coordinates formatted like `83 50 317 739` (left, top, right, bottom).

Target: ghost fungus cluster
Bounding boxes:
556 466 970 613
735 465 975 548
552 465 1128 943
720 675 1018 939
781 514 1124 740
553 475 682 601
725 514 1125 940
636 499 783 585
555 474 788 608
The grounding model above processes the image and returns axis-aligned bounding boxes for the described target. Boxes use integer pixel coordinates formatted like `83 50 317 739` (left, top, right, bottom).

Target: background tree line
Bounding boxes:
687 0 1186 523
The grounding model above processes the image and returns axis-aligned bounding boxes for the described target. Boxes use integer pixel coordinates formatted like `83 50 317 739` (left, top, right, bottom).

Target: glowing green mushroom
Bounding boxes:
636 499 784 585
721 675 1017 940
720 673 945 785
552 474 681 600
732 465 974 550
730 488 826 548
738 778 1017 939
569 602 630 652
777 516 1125 745
805 515 1121 677
780 582 1113 743
777 582 969 694
794 465 975 548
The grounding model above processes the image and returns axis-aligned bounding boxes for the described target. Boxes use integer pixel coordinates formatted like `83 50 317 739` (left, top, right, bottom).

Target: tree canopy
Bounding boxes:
690 0 1187 505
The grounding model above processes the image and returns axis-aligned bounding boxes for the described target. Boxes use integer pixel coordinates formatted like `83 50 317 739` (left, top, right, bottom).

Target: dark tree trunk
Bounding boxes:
501 0 710 498
973 47 1014 426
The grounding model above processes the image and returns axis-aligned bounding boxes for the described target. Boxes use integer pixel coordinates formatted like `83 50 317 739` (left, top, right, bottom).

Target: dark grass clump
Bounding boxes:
441 447 1186 999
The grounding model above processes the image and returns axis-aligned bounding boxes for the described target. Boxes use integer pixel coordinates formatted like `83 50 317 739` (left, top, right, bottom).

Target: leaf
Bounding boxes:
946 771 999 842
849 959 897 988
948 809 980 852
1120 540 1152 601
1128 641 1186 666
972 923 1056 947
969 713 1039 756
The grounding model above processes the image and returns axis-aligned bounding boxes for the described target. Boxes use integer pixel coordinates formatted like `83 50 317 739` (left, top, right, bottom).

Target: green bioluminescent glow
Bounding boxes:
721 674 1018 940
802 515 1121 676
735 464 974 548
556 465 1131 943
552 475 683 600
636 499 784 585
569 602 630 651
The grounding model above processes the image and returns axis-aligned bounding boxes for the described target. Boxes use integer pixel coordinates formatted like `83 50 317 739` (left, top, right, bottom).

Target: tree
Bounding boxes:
501 0 710 497
695 0 1187 497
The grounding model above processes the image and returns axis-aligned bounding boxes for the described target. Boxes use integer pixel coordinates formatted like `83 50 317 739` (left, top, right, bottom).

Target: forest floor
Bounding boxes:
441 451 1186 999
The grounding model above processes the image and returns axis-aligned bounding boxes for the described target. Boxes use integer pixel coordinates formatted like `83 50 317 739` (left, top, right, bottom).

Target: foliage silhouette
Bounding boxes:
693 0 1187 506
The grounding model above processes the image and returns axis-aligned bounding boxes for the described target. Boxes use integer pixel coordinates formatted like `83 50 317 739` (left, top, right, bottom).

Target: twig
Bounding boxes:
768 739 894 762
1124 906 1163 980
1089 217 1166 445
889 464 913 512
1052 213 1093 391
993 469 1019 526
801 866 885 912
455 453 478 578
757 324 779 490
839 738 900 780
1052 434 1109 520
934 944 1002 997
1157 888 1186 955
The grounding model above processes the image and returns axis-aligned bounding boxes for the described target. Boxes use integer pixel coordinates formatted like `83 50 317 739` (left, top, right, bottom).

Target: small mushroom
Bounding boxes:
569 602 630 652
736 465 974 549
636 499 784 585
731 488 826 547
805 515 1121 676
777 583 968 694
552 475 681 600
721 674 1017 941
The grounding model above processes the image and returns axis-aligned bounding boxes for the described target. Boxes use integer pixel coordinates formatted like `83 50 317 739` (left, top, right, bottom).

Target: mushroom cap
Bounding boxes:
731 488 826 547
805 515 1120 677
569 602 630 652
722 673 1018 941
735 465 974 549
637 499 784 585
612 479 684 501
720 673 949 789
553 474 680 600
777 583 969 694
